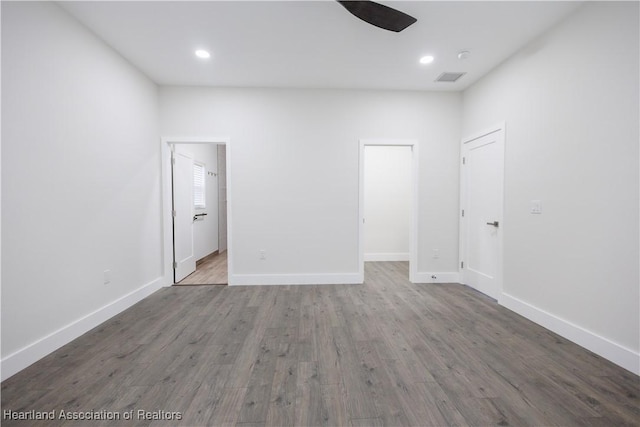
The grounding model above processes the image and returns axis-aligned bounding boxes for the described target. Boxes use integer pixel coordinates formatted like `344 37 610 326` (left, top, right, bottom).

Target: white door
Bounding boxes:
461 127 504 299
173 150 196 282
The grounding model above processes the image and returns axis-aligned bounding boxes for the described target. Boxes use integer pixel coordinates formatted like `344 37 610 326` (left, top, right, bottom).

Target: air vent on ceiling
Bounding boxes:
435 72 466 83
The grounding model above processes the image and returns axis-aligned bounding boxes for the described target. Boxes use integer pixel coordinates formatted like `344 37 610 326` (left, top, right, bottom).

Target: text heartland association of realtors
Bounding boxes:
3 409 183 421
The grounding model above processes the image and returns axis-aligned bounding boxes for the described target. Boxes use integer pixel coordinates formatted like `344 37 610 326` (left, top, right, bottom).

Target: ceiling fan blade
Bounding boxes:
337 1 417 33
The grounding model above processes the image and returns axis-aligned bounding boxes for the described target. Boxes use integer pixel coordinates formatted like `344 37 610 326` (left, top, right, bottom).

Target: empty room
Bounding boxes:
1 1 638 426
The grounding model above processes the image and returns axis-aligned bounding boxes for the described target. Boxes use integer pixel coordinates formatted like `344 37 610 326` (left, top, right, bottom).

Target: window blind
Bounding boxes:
193 163 206 209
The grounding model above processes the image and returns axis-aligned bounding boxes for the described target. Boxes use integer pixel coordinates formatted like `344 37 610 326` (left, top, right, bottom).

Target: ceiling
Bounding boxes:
59 1 583 91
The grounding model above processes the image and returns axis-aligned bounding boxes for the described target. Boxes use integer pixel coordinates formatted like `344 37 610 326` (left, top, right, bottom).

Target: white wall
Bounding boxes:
462 2 639 373
159 88 462 284
1 2 162 379
364 145 411 261
175 144 219 261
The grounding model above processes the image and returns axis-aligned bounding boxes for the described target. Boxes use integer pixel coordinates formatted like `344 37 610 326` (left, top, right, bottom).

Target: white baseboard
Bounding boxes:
413 271 461 284
500 292 640 375
1 276 165 381
364 253 410 262
229 273 362 286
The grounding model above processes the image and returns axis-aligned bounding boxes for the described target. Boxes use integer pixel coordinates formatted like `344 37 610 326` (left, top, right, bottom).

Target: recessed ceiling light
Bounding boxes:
419 55 435 65
458 50 471 60
195 49 211 59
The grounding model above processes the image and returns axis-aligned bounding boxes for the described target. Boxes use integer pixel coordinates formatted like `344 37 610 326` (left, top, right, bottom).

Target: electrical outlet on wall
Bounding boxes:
103 270 111 285
530 200 542 214
432 249 440 259
259 250 266 260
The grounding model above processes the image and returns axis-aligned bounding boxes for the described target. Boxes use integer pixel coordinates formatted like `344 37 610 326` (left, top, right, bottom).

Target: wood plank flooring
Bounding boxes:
2 261 638 426
177 251 228 285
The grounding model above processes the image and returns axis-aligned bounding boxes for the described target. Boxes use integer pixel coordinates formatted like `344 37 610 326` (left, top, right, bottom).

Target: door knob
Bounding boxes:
486 221 499 227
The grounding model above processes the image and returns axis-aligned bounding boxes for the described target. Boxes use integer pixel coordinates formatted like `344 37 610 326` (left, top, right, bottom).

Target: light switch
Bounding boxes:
530 200 542 214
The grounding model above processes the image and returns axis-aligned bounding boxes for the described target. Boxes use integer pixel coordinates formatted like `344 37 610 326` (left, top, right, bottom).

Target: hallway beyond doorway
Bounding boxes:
176 251 228 285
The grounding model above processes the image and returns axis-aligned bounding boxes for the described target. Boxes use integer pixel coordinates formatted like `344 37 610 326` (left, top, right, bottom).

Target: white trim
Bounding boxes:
413 272 461 284
459 122 505 299
501 293 640 375
161 137 232 286
359 139 419 284
230 273 361 286
1 276 165 381
364 252 410 262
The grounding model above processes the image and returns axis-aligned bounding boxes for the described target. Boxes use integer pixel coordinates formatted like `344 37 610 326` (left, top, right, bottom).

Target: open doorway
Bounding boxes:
359 139 419 283
161 138 231 286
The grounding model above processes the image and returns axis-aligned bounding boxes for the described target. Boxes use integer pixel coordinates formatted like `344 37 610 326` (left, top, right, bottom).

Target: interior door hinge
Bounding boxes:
461 209 465 217
173 261 178 269
462 157 466 165
461 261 464 269
172 210 177 218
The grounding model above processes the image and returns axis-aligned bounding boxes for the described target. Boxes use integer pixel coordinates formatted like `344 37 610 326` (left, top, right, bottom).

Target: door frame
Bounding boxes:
459 122 505 301
161 137 232 285
359 139 419 283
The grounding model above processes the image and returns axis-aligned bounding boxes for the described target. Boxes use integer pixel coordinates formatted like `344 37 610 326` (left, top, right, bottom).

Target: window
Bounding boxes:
193 162 206 209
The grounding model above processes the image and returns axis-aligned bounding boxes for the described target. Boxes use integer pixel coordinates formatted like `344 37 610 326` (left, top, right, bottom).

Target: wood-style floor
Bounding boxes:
2 262 638 426
177 251 228 285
